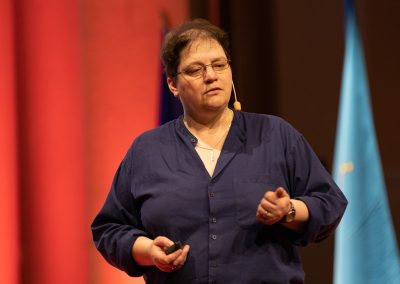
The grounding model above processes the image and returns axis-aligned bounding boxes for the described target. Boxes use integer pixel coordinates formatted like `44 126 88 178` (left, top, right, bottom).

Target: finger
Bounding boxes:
165 243 189 264
159 265 174 272
153 249 179 268
165 264 179 273
156 260 178 273
256 204 281 224
275 187 289 198
153 236 175 249
257 213 279 225
260 207 279 220
154 257 175 272
258 212 282 225
256 205 272 221
263 190 279 204
172 245 190 267
259 198 278 213
268 202 288 220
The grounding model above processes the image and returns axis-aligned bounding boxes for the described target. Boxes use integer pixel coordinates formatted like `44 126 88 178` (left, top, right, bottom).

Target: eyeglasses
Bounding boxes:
176 59 230 79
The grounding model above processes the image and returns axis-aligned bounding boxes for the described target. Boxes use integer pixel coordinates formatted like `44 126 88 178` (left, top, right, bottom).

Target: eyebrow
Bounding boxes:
184 57 227 66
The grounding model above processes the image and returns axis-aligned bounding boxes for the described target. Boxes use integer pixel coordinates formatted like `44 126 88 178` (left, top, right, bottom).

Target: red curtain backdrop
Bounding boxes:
82 1 187 283
15 0 88 283
0 0 187 284
0 0 19 283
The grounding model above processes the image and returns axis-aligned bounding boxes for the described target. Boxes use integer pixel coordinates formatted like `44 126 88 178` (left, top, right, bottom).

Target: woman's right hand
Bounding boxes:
132 235 190 272
149 236 190 272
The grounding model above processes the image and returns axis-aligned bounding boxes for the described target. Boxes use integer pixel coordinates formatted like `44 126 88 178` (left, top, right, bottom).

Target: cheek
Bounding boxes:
224 71 233 83
183 82 203 95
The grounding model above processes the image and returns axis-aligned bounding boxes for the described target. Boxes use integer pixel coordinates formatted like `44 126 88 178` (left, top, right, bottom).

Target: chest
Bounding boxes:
131 139 291 236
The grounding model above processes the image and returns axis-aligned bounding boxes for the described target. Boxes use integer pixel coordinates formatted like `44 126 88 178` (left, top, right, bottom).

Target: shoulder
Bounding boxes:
236 111 301 139
123 119 178 162
135 119 177 145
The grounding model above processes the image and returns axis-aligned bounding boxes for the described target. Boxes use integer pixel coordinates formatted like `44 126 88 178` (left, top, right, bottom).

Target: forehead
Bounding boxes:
179 38 226 65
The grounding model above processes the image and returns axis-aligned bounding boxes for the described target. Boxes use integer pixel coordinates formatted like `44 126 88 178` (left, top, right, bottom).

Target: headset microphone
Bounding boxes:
232 81 241 111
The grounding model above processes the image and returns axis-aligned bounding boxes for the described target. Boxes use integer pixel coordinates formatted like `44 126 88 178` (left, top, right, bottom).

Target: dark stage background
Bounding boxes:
190 1 400 283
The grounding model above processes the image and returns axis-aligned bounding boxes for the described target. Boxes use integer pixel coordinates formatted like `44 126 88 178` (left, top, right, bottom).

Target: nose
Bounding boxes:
203 65 218 82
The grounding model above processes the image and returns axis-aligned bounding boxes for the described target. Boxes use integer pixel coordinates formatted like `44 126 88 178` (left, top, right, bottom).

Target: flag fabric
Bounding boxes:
333 0 400 283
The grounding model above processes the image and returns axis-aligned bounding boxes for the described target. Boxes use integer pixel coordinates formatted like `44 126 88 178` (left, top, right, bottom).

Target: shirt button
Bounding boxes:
190 138 197 143
209 192 215 197
211 217 217 223
211 234 217 240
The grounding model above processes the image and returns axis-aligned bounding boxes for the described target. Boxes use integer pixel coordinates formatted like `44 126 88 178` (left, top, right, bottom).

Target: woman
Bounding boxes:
92 19 347 283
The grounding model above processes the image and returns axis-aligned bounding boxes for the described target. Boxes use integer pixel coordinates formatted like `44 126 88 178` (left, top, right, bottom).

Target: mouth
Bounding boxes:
204 87 222 95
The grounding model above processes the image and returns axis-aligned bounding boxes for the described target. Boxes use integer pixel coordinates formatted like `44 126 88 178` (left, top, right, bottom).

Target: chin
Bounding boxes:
204 102 229 112
204 96 229 107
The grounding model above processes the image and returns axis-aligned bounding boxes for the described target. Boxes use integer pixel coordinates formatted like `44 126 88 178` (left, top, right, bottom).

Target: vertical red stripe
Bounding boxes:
83 1 160 283
0 1 19 284
83 1 187 283
16 0 88 283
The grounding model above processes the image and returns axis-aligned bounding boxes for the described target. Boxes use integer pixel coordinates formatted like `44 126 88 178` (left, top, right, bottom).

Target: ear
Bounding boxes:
167 77 179 98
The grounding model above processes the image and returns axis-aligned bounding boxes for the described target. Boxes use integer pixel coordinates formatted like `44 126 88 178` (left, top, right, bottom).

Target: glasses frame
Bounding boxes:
175 59 231 79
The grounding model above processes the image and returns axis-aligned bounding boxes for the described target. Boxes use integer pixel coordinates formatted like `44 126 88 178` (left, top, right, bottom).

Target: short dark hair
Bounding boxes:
160 18 231 78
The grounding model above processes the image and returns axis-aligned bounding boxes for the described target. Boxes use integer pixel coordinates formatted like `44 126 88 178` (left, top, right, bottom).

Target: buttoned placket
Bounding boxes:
208 177 219 281
176 113 245 283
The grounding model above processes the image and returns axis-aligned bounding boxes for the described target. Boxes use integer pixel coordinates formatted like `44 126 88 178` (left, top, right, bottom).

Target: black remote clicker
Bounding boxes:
164 241 183 255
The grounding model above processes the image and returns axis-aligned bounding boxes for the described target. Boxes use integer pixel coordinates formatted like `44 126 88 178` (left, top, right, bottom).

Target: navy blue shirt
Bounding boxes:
91 111 347 284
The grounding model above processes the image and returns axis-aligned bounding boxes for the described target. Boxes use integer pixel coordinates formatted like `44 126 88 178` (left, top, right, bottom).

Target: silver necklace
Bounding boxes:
184 110 233 162
195 124 231 162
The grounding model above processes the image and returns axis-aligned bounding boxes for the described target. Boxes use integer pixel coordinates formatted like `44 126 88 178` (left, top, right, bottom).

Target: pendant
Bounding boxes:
210 150 215 162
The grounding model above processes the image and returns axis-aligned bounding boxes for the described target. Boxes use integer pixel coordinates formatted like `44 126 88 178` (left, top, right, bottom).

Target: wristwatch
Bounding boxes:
282 201 296 223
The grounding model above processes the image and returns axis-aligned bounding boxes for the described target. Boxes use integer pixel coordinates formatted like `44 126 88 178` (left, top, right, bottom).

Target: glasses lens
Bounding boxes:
212 60 229 71
183 65 204 77
180 59 230 78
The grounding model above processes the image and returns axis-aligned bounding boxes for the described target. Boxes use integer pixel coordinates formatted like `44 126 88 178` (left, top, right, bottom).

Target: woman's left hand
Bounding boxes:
256 187 290 225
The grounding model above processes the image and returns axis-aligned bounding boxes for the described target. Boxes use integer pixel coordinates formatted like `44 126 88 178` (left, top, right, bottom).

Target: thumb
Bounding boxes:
275 187 289 198
154 236 174 248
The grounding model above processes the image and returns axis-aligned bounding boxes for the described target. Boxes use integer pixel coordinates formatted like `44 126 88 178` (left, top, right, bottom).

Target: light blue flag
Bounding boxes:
333 0 400 283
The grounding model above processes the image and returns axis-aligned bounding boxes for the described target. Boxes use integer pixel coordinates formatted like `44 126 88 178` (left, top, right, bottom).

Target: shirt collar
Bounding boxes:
174 110 247 146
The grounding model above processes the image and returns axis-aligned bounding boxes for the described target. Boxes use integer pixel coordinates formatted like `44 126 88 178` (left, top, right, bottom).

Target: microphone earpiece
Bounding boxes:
232 81 241 111
233 101 241 111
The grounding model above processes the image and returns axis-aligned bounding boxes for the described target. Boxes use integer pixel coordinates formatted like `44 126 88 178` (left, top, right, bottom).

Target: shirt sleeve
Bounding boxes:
286 134 348 246
91 152 148 277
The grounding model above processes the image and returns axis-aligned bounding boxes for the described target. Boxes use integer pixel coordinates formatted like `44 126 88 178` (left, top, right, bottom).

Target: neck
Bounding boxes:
184 108 232 135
